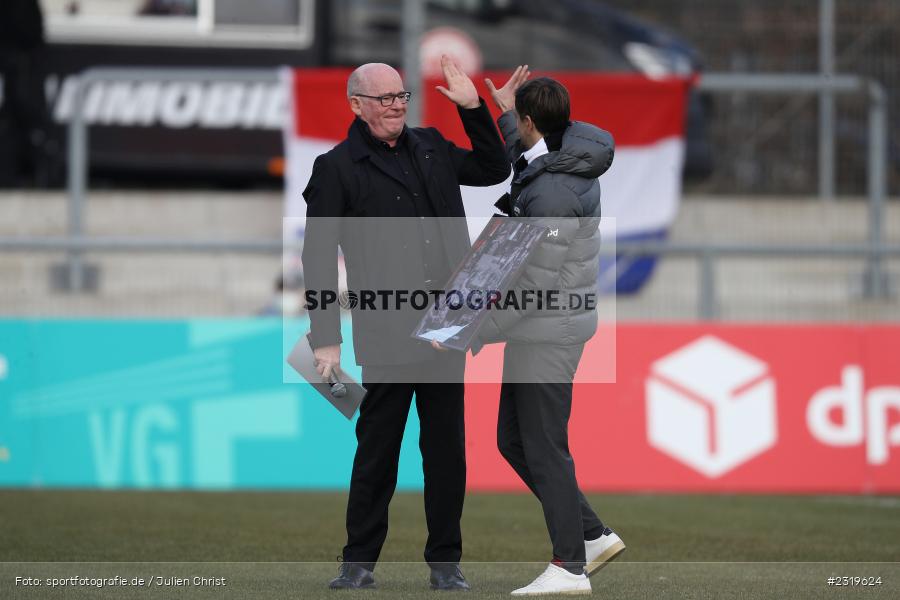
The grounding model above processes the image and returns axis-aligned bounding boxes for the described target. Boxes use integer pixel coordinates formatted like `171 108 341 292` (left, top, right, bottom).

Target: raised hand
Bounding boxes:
435 54 480 109
484 65 531 113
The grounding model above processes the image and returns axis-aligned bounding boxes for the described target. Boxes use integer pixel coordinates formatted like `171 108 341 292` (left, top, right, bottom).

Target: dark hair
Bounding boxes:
515 77 570 134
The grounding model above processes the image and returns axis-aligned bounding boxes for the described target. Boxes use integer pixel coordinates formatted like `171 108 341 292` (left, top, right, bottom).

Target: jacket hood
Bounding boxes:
530 121 615 179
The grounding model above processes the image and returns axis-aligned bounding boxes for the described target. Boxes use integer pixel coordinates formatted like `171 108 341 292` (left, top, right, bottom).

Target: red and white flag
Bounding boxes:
283 69 691 288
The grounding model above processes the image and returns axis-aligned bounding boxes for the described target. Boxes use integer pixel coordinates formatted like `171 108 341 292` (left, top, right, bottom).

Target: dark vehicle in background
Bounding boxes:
13 0 710 186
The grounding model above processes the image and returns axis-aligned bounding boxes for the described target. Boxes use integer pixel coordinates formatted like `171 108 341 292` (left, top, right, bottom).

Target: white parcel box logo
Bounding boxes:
646 336 777 477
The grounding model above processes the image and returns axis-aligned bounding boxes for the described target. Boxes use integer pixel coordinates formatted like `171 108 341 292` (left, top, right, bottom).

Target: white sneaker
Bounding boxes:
584 529 626 577
510 563 591 596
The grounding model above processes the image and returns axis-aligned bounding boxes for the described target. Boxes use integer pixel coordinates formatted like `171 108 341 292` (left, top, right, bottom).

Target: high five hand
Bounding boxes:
485 65 531 113
435 54 480 109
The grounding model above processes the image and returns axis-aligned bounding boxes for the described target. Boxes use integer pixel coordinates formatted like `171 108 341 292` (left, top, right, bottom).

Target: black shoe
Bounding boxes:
329 561 376 590
430 564 470 591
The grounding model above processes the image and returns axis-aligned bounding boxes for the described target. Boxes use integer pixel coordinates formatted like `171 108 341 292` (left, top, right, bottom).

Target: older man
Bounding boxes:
301 58 509 590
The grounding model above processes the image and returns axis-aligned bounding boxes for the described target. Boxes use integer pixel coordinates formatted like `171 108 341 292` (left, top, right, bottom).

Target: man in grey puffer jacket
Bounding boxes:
478 71 625 596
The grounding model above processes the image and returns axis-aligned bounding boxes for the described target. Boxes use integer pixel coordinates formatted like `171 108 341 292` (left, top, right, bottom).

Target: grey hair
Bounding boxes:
347 68 366 100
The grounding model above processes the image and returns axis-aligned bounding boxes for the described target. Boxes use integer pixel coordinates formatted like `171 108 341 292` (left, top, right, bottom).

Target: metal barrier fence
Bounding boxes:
63 68 281 292
604 0 900 197
695 73 890 296
2 235 898 320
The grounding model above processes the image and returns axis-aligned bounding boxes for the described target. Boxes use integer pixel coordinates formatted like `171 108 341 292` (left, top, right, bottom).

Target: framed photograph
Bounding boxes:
412 216 547 351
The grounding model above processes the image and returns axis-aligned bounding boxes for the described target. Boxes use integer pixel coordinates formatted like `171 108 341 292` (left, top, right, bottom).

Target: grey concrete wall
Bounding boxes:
0 191 897 320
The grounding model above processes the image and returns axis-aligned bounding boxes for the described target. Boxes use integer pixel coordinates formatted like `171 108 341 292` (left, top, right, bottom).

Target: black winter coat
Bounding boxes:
476 111 615 348
302 100 510 365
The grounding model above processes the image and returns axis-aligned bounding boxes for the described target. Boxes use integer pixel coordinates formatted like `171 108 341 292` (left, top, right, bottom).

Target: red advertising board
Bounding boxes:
464 324 900 494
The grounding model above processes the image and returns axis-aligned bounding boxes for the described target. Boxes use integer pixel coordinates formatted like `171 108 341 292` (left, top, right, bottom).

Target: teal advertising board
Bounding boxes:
0 319 424 489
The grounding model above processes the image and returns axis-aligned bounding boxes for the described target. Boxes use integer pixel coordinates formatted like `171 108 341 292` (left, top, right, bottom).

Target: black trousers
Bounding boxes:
343 355 466 570
497 343 605 568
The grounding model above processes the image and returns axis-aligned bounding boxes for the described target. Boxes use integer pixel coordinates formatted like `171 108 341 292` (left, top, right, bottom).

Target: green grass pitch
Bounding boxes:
1 490 898 599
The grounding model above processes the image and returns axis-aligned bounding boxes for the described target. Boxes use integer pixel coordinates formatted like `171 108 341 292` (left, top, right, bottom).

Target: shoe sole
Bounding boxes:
329 583 376 590
511 589 591 596
430 582 471 592
585 541 626 577
430 586 471 591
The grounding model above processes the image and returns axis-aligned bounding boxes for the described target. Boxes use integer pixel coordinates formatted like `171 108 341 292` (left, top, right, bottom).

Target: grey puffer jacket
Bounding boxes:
476 111 614 348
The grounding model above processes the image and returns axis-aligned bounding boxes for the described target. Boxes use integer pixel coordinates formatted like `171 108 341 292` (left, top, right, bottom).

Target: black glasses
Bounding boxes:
354 91 412 107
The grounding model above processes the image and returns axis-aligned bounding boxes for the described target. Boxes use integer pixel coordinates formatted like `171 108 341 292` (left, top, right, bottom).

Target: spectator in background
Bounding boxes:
258 274 306 317
0 0 53 187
